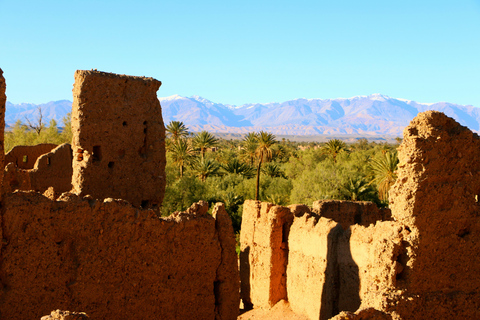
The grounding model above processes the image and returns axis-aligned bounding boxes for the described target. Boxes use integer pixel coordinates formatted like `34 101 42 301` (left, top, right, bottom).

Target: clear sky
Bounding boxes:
1 0 479 107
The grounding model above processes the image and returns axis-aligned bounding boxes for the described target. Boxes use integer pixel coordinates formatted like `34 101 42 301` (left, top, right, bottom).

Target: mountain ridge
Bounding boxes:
5 94 479 136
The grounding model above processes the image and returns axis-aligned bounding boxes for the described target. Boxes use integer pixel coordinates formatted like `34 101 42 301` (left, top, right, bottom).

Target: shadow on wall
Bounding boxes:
239 246 252 311
320 226 361 320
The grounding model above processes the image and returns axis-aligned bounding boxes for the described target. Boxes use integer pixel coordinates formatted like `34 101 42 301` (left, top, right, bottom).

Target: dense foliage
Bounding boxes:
162 122 400 234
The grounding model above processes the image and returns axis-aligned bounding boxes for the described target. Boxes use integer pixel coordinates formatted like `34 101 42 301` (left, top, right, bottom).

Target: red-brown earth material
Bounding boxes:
5 143 57 169
241 200 392 319
3 143 73 194
240 201 293 309
387 111 480 319
71 70 166 209
0 68 5 200
0 196 239 320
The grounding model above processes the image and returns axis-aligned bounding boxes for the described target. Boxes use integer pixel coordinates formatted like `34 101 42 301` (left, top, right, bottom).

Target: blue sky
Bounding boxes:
1 0 479 107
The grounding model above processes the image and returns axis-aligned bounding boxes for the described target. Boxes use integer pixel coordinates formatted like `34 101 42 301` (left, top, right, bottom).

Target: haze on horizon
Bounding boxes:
1 0 479 108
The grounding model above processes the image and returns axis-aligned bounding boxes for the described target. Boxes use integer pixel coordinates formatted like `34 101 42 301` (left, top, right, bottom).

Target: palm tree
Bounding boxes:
191 158 221 182
221 158 256 178
239 132 258 165
322 139 347 163
255 131 276 200
271 144 288 162
341 177 375 201
169 138 194 178
370 151 399 201
193 131 219 159
262 162 285 178
166 121 189 142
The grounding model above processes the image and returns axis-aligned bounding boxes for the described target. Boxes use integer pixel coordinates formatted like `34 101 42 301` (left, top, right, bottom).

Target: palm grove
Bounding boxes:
163 121 398 233
5 117 399 234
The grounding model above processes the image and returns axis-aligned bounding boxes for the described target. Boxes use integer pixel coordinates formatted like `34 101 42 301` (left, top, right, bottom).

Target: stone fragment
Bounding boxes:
40 310 89 320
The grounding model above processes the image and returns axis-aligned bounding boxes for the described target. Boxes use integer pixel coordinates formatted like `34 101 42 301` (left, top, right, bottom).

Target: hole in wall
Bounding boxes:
92 146 102 162
108 161 115 169
395 242 410 281
457 227 470 238
141 200 150 208
22 155 28 163
47 157 51 165
354 213 362 224
122 121 127 126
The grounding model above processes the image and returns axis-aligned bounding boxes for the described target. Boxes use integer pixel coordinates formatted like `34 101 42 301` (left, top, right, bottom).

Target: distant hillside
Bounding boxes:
5 94 479 136
5 100 71 127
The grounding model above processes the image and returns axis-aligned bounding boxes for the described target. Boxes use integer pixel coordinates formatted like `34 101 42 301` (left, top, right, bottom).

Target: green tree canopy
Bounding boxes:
169 138 194 178
166 121 189 142
370 151 399 201
322 139 348 163
193 131 219 159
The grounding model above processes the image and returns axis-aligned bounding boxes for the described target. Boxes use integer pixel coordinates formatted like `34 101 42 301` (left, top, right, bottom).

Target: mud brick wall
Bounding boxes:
388 111 480 319
286 213 342 320
71 70 166 209
312 200 391 229
239 200 293 309
0 68 6 199
347 222 407 313
30 143 73 194
241 200 390 320
5 144 57 169
4 144 73 194
0 195 239 320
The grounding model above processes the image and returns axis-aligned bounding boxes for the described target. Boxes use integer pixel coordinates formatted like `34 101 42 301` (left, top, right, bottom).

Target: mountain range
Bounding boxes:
5 94 479 136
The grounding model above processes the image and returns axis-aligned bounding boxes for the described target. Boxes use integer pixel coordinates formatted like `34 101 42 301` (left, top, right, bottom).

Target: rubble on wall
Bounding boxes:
0 195 239 320
71 70 166 209
41 310 89 320
329 308 393 320
4 143 73 194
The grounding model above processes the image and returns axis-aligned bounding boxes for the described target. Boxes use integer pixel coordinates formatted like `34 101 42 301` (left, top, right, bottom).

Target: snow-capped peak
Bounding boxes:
159 94 185 101
367 93 390 101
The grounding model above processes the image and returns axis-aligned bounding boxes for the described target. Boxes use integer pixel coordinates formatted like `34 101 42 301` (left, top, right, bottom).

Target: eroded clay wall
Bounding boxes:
387 111 480 319
287 213 342 320
71 70 166 209
0 68 6 199
5 143 57 169
241 200 391 320
30 143 73 194
347 222 407 313
3 144 73 195
240 200 293 309
312 200 391 229
0 195 239 320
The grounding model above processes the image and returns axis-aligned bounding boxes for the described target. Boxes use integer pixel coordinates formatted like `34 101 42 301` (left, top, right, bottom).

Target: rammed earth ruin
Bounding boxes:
0 68 479 319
